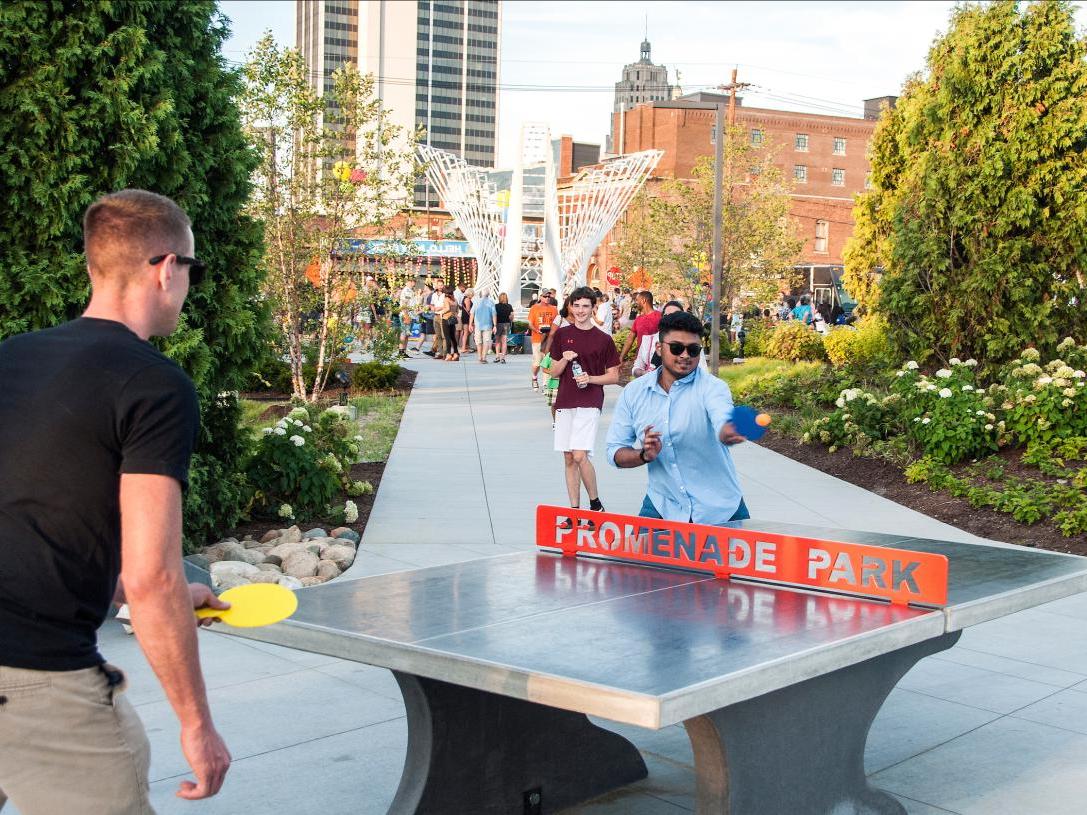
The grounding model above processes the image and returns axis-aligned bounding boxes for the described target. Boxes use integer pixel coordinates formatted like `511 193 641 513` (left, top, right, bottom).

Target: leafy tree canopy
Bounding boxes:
844 0 1087 369
0 0 272 547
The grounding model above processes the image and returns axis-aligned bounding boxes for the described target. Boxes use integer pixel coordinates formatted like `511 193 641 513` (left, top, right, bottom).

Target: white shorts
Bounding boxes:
554 407 600 455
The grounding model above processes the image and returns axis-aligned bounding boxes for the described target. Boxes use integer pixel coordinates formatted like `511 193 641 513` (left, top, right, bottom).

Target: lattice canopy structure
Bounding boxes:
417 145 504 298
556 150 663 295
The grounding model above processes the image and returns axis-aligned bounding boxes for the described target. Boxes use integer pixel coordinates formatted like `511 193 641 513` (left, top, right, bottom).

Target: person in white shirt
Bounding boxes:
397 282 421 357
428 286 447 357
593 290 613 336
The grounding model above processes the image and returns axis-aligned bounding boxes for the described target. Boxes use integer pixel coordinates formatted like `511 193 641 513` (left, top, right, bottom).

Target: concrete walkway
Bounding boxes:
34 353 1087 815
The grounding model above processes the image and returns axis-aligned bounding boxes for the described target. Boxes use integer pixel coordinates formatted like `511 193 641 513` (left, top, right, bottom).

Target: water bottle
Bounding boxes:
571 360 587 388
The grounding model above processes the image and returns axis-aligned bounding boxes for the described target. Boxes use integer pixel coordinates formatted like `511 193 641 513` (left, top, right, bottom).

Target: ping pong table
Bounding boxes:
228 520 1087 814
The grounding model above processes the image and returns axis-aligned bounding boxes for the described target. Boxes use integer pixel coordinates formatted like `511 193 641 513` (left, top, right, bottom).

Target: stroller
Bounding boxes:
507 331 530 354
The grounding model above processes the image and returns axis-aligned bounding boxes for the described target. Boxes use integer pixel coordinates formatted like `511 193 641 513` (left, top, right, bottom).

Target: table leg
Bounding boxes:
683 632 961 815
389 672 648 814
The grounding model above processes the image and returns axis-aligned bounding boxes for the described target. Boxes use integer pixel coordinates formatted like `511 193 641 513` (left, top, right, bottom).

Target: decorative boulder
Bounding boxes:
319 544 356 572
316 560 342 581
277 575 304 590
249 570 283 584
209 560 261 581
303 527 328 540
279 526 303 544
281 550 319 579
259 529 281 544
203 541 247 564
331 527 361 544
299 576 325 587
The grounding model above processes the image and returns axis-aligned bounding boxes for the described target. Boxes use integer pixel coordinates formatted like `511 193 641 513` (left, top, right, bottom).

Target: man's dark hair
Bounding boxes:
638 290 654 307
658 310 703 340
568 285 596 306
83 189 191 281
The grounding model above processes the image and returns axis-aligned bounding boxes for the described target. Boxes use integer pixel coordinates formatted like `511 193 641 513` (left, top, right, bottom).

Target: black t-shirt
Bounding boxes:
494 302 514 324
0 318 200 670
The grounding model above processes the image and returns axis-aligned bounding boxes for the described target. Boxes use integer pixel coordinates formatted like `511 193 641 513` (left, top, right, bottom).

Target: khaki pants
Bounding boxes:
0 663 153 814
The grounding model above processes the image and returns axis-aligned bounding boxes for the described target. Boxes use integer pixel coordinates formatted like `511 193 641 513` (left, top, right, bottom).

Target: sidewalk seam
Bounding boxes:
462 362 498 545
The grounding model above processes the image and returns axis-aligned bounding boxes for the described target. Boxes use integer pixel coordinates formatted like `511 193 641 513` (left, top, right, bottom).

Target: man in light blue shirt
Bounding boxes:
606 310 750 524
470 291 497 363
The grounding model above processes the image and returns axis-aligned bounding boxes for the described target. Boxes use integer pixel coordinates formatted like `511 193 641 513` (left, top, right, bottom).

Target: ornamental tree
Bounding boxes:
240 34 419 401
668 129 802 308
844 0 1087 369
0 0 271 550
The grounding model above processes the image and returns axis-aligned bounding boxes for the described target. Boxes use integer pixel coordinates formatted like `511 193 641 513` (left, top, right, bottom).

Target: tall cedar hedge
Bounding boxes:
843 0 1087 370
0 0 272 549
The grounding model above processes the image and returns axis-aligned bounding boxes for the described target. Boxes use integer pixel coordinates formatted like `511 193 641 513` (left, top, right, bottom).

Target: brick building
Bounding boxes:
606 94 893 272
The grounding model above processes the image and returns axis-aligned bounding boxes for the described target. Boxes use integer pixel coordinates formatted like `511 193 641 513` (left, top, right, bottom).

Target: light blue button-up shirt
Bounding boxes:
606 366 743 525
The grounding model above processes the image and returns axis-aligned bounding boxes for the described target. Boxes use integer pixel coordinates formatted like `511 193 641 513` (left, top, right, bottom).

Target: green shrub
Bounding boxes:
729 361 845 411
613 329 636 361
804 387 899 452
512 320 529 334
893 358 999 464
245 405 364 520
765 322 827 362
990 341 1087 446
823 317 894 370
740 318 772 357
351 361 402 391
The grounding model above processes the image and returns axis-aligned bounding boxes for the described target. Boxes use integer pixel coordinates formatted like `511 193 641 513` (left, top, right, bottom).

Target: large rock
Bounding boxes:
259 529 281 544
316 560 342 581
279 526 303 545
267 541 320 561
281 550 319 579
263 554 282 567
243 538 266 549
203 540 247 564
277 575 304 590
256 562 283 572
319 544 356 572
299 576 325 587
237 548 266 566
303 527 328 540
331 527 361 544
209 560 261 580
249 570 283 584
215 574 251 591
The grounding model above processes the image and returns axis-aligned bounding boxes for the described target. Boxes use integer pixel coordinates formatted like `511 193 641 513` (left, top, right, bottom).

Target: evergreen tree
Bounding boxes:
0 0 272 548
844 1 1087 368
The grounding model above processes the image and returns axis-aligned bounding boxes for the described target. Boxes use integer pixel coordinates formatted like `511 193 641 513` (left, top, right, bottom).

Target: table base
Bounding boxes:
683 631 962 814
389 672 648 814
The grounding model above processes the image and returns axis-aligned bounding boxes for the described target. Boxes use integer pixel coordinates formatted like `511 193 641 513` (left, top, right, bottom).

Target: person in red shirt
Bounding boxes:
527 291 558 391
547 286 621 519
619 290 661 361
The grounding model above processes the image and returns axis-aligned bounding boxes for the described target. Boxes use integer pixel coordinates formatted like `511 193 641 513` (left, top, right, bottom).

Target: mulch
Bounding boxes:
757 432 1087 556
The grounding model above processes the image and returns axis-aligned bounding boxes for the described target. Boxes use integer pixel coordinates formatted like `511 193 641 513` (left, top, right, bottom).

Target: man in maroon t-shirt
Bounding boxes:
619 290 661 361
548 286 621 518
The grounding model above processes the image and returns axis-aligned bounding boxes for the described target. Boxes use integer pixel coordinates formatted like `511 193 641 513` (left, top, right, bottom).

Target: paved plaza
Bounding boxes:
28 354 1087 815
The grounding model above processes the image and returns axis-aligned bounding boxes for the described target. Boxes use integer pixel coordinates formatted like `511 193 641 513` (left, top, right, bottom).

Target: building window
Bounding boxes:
794 164 807 183
833 136 846 155
815 220 829 254
832 168 845 186
795 133 809 152
750 128 763 146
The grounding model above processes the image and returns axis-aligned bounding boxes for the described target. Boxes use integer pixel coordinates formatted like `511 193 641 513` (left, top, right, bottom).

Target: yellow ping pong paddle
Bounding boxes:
195 583 298 628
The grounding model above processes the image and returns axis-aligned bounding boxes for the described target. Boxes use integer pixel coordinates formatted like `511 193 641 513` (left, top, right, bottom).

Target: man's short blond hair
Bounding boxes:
82 189 191 282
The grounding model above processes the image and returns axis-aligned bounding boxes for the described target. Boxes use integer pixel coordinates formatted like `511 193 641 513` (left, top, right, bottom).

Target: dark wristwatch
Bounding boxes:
638 448 649 464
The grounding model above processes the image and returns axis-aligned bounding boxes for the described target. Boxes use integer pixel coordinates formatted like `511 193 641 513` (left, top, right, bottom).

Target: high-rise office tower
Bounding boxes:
296 1 501 206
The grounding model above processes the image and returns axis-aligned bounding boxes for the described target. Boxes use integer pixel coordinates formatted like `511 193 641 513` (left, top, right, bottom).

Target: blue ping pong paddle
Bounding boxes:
730 405 771 441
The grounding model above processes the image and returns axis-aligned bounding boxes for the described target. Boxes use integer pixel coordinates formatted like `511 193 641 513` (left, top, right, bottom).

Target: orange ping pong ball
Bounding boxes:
755 413 772 427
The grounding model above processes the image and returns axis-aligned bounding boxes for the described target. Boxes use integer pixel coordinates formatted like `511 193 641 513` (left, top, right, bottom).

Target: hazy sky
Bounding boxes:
219 0 1084 166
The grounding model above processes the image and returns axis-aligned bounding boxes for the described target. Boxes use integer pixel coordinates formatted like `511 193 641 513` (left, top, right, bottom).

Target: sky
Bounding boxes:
219 0 1085 167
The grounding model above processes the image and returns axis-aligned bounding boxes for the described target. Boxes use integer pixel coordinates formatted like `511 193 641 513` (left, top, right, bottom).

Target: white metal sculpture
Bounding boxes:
556 149 663 295
418 142 661 303
417 144 504 298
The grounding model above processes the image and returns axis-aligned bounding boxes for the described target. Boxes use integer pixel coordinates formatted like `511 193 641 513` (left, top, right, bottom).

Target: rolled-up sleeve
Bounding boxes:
703 376 735 436
606 387 637 467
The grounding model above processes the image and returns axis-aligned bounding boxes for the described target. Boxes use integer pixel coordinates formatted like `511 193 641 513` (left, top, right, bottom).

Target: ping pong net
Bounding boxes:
535 505 948 608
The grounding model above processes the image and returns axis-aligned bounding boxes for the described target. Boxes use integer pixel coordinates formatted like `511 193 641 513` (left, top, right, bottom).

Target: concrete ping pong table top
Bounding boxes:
225 519 1087 815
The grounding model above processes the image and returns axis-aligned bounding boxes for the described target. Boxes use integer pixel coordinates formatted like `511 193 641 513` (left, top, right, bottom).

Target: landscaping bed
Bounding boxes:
758 430 1087 556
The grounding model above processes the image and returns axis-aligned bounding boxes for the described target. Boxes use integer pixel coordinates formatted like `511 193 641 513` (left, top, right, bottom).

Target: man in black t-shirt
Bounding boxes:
0 190 231 813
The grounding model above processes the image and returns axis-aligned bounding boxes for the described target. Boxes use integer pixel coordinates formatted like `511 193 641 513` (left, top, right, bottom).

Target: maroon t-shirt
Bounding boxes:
552 324 621 410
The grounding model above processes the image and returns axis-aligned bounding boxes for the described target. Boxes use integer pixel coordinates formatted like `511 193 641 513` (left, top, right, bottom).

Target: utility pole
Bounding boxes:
709 67 751 375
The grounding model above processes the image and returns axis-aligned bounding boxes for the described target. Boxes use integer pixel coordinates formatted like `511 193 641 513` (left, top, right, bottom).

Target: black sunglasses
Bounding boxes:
666 341 703 358
149 254 206 287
